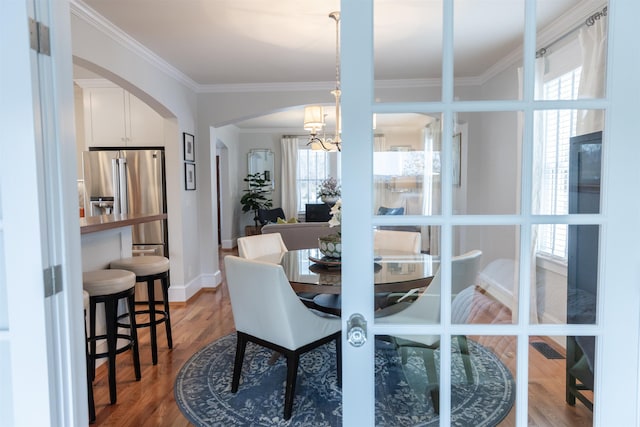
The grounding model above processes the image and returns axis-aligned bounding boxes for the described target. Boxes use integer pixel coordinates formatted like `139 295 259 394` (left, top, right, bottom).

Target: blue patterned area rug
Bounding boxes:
175 334 514 426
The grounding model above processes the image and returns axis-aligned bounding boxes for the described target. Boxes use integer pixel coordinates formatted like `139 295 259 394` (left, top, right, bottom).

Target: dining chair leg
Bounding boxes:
231 332 248 393
284 351 300 420
422 348 440 414
335 335 342 388
457 335 473 384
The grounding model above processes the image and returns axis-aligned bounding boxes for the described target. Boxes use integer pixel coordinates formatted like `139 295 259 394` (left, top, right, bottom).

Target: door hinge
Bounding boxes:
29 17 51 56
43 264 63 297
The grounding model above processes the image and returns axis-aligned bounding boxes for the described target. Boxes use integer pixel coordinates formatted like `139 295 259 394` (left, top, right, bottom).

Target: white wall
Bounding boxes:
211 125 240 250
70 7 204 301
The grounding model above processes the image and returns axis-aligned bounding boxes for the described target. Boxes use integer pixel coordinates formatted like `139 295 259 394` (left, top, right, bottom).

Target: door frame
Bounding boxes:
1 0 86 425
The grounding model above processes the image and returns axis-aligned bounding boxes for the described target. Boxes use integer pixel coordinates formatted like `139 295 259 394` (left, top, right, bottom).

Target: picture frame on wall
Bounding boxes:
185 162 196 191
183 132 195 162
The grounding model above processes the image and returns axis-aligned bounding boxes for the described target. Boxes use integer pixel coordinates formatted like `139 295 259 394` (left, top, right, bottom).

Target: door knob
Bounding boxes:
347 313 367 347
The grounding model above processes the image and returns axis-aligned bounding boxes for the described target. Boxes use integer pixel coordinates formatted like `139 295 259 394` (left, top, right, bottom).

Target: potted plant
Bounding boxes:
317 177 341 204
241 172 273 229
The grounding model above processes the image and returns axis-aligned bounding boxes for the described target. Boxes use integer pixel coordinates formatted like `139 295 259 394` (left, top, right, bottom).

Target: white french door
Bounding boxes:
339 1 640 426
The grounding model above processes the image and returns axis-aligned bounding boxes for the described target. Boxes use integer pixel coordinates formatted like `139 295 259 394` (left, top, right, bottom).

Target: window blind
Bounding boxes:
537 68 581 260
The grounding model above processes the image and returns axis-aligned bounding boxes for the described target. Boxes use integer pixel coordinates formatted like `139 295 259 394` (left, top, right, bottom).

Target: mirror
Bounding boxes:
248 149 274 191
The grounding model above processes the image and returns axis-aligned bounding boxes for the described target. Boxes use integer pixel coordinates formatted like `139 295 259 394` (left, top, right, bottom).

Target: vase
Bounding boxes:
320 196 339 205
318 235 342 259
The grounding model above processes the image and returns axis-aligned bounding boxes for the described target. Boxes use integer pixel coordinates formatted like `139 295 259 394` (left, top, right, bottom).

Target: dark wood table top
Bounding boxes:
256 248 436 295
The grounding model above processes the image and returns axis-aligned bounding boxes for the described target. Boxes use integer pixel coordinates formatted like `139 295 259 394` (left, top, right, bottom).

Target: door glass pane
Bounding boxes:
372 227 438 313
452 225 519 325
455 334 516 425
373 113 442 216
373 334 441 424
374 0 442 103
529 335 594 425
454 0 524 101
532 110 603 216
373 333 517 424
535 1 608 101
532 224 599 326
454 111 521 215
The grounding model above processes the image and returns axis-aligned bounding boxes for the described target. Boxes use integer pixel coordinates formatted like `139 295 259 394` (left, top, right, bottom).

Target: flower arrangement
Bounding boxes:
319 198 342 258
328 199 341 229
317 177 341 199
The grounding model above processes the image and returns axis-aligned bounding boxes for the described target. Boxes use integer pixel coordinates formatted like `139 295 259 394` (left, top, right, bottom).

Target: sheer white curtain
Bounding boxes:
516 57 545 324
280 136 299 220
577 18 607 134
426 121 441 256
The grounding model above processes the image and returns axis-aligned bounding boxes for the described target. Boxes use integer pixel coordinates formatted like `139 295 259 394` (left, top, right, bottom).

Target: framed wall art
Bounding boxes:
185 162 196 191
183 132 195 162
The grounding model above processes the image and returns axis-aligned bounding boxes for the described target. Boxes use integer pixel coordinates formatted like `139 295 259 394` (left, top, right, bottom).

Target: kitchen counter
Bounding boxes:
80 212 167 234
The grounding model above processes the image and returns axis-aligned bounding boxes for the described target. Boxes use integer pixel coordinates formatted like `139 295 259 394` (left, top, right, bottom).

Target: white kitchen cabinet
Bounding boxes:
83 86 164 148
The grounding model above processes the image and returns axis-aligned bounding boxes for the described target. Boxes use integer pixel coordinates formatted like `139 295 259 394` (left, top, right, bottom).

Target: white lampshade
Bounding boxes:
304 106 325 133
310 141 324 151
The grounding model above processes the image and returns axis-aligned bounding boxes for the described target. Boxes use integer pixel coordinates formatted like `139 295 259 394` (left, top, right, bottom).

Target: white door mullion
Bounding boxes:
340 0 375 425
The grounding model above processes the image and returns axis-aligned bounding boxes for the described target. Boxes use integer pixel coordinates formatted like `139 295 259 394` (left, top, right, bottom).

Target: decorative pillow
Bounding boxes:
276 217 287 224
287 217 298 223
377 206 405 215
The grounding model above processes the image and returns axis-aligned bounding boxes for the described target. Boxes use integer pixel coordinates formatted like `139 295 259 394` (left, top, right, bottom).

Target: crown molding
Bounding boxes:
237 127 305 134
70 0 200 92
199 81 336 94
70 0 603 95
476 1 606 85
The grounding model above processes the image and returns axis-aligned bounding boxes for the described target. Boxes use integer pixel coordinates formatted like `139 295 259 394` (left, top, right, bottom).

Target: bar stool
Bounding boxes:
83 290 95 424
83 269 141 405
110 256 172 365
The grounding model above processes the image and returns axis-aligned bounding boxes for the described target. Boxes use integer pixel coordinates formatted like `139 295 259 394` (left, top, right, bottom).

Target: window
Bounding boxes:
537 67 582 260
297 147 340 212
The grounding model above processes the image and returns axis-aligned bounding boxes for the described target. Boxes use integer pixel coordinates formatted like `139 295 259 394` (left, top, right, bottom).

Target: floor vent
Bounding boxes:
530 342 564 359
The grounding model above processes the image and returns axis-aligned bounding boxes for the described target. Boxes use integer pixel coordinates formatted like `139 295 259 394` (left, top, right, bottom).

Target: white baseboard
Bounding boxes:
168 271 222 302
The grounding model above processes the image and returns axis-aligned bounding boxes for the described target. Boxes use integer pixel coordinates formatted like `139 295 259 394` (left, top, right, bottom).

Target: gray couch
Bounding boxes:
261 222 339 250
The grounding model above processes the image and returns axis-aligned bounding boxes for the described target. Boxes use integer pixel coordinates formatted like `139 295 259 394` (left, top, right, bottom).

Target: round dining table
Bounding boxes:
255 248 437 295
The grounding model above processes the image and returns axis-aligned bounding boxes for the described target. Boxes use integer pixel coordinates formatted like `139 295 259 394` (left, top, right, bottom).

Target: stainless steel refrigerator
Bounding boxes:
82 148 168 257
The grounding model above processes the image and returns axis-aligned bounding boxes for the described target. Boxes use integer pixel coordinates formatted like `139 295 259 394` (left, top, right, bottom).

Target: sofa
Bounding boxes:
261 222 339 250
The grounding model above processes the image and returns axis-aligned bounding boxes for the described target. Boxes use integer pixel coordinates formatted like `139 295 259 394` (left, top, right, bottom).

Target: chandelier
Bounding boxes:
304 11 342 152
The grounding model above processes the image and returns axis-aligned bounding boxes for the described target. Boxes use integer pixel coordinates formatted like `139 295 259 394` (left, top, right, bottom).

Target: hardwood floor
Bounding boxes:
90 248 592 426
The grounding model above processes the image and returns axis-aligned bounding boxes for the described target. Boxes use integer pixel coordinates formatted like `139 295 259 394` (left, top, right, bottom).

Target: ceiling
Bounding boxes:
75 0 591 130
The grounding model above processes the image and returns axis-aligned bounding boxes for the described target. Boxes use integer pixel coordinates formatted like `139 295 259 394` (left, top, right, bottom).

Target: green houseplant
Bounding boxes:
241 172 273 227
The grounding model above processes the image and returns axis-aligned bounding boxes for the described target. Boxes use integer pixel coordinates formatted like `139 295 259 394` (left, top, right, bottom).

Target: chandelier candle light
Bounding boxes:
304 11 342 152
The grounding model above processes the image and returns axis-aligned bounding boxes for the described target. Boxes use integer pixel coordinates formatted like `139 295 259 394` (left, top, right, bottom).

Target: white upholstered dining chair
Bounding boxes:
224 255 342 420
237 232 287 259
373 229 421 254
375 250 482 412
449 250 482 299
